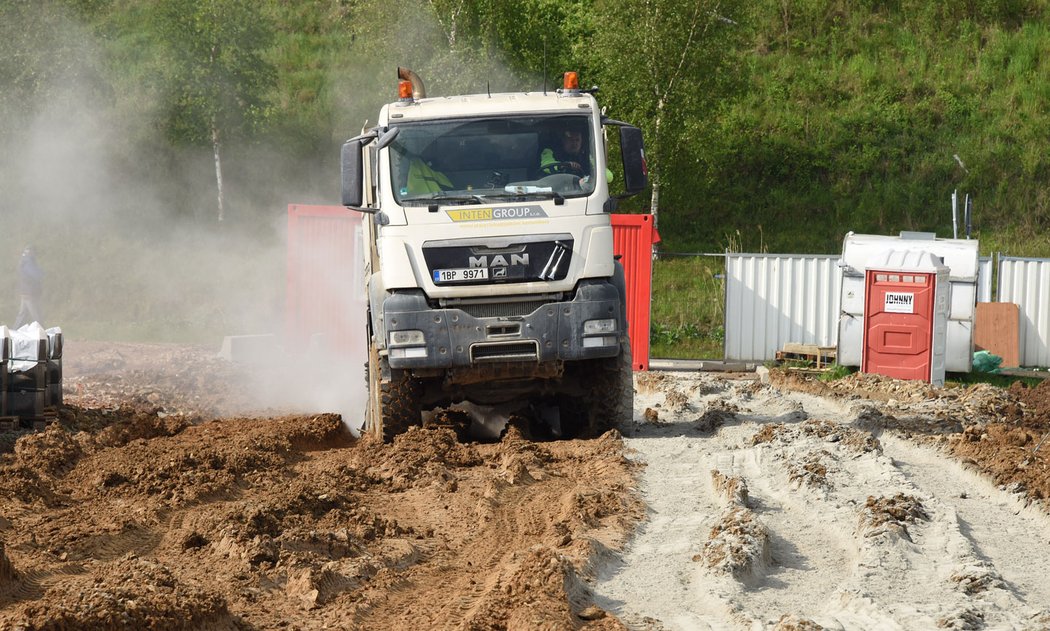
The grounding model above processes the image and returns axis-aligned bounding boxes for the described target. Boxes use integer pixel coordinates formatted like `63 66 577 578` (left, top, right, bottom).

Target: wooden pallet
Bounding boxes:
776 343 837 369
0 416 20 432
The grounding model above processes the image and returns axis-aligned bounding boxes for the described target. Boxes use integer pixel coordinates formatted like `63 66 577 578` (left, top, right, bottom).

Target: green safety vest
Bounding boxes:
539 148 614 181
407 158 453 194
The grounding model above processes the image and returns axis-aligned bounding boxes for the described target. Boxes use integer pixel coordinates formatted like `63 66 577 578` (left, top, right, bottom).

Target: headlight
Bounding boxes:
390 347 428 359
583 318 617 335
389 329 425 346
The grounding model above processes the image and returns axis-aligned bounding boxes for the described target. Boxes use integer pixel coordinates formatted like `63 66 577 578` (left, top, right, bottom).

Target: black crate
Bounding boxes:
46 331 63 408
7 390 46 418
46 360 62 407
7 368 45 392
5 334 57 419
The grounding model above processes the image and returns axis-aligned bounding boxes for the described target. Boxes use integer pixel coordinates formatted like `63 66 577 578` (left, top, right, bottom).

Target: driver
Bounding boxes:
539 128 590 178
407 156 453 194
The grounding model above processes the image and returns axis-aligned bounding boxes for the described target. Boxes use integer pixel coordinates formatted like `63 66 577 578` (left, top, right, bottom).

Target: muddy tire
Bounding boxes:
366 345 423 443
586 338 634 434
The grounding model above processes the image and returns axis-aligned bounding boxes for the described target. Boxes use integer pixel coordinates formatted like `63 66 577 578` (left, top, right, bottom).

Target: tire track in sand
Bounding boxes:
593 373 1050 630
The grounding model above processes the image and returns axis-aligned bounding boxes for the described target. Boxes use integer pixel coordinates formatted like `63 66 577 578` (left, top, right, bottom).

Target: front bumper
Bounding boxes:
382 281 623 370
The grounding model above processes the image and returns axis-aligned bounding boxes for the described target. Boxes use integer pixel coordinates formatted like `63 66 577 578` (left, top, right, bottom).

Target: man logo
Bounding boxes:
468 254 529 268
493 268 508 278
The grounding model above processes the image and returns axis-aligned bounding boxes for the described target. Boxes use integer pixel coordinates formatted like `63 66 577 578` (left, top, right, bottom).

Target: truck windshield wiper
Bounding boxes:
490 190 567 204
402 193 487 206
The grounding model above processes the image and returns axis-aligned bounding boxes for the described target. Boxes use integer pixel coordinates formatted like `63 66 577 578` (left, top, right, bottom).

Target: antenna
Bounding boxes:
965 194 973 239
543 38 548 95
951 189 958 239
487 81 491 98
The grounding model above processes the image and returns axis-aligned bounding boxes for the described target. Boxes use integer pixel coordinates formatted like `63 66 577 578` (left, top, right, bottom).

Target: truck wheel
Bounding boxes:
366 345 423 443
587 338 635 434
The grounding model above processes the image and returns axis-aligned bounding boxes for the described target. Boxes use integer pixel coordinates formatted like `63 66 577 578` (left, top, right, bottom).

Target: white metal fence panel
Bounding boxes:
997 256 1050 367
978 256 993 303
724 254 842 362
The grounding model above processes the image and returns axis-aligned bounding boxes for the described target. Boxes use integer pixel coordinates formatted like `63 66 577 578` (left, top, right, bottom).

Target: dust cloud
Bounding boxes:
0 2 553 429
0 4 359 427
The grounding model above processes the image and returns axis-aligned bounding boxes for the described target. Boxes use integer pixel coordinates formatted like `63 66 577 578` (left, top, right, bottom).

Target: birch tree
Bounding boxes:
152 0 274 222
590 0 746 227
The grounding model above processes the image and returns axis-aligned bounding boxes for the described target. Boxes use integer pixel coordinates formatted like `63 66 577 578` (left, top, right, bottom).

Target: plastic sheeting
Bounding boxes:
6 322 61 373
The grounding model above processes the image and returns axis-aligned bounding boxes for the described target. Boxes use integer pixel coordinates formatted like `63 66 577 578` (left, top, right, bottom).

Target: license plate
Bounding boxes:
433 267 489 283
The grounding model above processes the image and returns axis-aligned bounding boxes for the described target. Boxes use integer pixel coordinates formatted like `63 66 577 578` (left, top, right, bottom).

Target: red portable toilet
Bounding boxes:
862 250 949 386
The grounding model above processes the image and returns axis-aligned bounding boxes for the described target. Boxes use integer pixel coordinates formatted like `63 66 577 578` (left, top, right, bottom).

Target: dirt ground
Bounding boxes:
2 343 1050 630
769 369 1050 503
1 342 641 630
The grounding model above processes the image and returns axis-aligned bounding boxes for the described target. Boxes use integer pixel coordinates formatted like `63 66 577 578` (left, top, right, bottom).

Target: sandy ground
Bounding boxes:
2 342 1050 630
594 371 1050 630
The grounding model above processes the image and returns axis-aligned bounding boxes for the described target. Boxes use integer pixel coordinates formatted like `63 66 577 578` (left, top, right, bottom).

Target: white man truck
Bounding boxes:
341 68 648 441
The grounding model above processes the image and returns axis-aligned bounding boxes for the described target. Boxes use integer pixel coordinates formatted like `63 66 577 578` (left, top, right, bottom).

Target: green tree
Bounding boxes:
589 0 748 229
151 0 276 222
0 2 108 140
425 0 593 83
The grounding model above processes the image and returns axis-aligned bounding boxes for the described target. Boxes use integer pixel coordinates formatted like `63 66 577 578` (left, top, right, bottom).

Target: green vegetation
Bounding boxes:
946 371 1045 389
649 256 725 358
693 1 1050 255
820 364 856 382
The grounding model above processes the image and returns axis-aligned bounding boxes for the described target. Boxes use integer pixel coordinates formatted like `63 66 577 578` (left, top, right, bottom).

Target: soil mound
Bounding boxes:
1 342 639 630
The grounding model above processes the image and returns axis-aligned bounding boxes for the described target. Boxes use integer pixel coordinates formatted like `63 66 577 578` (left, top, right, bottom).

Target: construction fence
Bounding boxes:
652 251 1050 368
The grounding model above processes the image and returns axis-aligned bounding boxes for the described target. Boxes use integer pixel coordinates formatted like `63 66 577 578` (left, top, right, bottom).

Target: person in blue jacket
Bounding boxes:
14 245 43 328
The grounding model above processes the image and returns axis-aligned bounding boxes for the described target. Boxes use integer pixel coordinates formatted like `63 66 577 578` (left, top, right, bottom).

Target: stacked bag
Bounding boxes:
1 323 62 422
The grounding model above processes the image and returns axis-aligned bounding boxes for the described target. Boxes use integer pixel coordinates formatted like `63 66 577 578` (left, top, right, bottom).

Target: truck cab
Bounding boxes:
342 70 648 441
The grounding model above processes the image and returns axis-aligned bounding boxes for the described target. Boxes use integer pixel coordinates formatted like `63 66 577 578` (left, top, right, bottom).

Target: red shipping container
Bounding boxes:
285 204 366 357
611 214 660 370
286 205 657 370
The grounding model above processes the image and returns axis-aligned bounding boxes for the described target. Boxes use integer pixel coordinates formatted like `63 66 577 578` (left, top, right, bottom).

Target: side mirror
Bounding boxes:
620 126 648 196
341 139 364 208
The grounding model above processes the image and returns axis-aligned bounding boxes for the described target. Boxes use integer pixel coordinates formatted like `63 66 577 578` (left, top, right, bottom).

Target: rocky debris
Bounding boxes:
695 507 771 581
949 563 1004 595
710 470 749 506
6 556 233 630
858 493 929 542
753 418 881 455
786 453 831 491
695 403 738 433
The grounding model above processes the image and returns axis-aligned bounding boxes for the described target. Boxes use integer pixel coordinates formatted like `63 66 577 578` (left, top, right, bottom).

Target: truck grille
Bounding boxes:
456 300 547 318
470 341 539 363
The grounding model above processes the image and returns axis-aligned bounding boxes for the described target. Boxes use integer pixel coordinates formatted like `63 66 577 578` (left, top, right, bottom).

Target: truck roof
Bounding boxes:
379 91 597 124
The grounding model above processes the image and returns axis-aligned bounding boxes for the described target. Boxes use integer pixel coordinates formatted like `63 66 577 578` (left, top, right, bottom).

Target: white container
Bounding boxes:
839 232 979 372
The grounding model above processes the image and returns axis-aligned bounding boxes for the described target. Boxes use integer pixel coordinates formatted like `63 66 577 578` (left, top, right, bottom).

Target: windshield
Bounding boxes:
387 115 596 205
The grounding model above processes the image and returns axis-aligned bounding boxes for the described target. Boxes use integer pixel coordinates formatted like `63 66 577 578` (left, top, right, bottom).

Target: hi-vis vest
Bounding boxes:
407 158 452 194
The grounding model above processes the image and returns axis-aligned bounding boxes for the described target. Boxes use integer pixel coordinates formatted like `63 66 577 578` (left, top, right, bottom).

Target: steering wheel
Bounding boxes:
538 173 583 193
544 161 584 176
